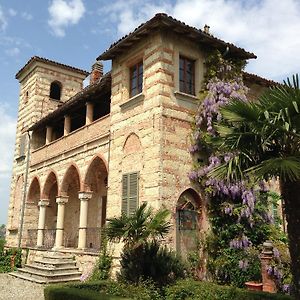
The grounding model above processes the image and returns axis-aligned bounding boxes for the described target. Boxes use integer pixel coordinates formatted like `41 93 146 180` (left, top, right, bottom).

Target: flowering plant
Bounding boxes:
189 50 289 288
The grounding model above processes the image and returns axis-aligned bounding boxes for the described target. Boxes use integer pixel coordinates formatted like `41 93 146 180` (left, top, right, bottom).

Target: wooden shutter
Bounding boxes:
122 172 139 216
121 174 129 215
19 134 26 157
128 173 138 216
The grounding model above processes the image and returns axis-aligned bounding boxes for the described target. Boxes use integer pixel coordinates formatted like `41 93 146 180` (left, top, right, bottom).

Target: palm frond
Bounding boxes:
246 157 300 182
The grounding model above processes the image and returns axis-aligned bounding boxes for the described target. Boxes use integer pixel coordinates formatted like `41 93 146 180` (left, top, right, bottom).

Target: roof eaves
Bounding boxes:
97 13 256 61
16 56 89 79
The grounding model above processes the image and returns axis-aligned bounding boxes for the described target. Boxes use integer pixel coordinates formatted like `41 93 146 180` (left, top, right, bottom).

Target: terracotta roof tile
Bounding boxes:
16 56 89 79
98 13 256 60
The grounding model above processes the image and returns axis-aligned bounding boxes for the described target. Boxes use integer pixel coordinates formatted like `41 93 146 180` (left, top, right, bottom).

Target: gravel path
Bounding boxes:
0 274 45 300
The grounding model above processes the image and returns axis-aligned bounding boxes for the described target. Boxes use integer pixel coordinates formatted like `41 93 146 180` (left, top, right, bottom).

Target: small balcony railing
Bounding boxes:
86 227 102 252
26 227 101 251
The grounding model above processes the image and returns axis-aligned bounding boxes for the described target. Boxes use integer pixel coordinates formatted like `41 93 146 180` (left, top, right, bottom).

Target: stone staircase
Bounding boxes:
10 252 82 284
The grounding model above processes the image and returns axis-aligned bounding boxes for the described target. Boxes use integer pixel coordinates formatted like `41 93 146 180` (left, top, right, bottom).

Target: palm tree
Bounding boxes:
209 74 300 297
105 202 171 249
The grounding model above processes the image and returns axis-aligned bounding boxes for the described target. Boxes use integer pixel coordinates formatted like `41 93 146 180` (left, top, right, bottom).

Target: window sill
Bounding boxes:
120 93 144 111
174 91 199 110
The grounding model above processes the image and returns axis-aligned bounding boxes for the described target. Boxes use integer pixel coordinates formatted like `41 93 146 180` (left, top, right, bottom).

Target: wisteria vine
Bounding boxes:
188 51 291 291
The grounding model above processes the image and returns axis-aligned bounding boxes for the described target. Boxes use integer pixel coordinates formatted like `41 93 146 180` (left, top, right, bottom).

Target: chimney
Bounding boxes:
204 24 210 34
90 61 103 84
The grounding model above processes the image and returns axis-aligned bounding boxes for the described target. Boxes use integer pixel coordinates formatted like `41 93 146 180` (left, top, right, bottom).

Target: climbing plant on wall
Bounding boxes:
189 50 290 290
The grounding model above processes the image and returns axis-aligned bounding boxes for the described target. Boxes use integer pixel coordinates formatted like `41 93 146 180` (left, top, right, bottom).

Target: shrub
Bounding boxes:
90 234 113 281
165 279 294 300
0 245 22 273
118 241 186 286
45 280 161 300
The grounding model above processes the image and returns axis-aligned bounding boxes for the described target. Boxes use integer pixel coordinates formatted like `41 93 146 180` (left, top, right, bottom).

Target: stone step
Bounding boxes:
42 253 74 260
25 263 79 274
16 268 81 282
11 251 82 284
10 271 81 284
34 258 76 268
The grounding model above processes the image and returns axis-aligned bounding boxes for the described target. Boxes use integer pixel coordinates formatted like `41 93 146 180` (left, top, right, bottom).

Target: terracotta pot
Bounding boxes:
245 281 263 291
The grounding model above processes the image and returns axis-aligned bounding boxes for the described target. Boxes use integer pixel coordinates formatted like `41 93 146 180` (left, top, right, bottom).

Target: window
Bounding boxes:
19 134 26 157
130 61 143 97
50 81 62 100
122 172 139 216
179 56 195 95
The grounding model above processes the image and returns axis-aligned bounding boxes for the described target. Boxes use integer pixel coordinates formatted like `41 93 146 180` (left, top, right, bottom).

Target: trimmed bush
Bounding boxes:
165 279 294 300
44 280 161 300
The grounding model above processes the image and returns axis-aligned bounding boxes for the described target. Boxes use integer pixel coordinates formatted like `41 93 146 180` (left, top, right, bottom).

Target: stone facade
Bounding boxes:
6 14 275 273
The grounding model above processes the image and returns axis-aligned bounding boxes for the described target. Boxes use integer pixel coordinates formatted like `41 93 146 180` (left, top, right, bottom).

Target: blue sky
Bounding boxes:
0 0 300 225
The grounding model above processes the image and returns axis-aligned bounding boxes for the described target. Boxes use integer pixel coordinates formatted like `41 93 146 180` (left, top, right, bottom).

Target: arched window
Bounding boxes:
176 189 201 256
49 81 62 100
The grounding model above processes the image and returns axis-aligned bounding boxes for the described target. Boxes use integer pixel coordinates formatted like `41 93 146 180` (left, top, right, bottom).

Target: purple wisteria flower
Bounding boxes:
238 259 249 271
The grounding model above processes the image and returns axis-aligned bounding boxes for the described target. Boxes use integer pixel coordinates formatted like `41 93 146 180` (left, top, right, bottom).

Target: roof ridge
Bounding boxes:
16 56 89 79
98 13 256 60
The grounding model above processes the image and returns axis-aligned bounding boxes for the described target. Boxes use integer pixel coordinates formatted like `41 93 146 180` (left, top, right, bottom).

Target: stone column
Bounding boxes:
261 240 277 293
78 191 93 249
86 102 94 125
64 115 71 136
46 126 53 144
54 196 68 249
36 199 49 247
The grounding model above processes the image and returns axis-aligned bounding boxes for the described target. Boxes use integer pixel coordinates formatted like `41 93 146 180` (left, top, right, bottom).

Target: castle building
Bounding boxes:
6 13 275 272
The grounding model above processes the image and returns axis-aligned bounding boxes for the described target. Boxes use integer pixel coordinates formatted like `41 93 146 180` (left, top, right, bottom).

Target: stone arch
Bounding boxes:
83 155 108 249
24 177 41 242
10 175 24 229
27 177 41 204
176 188 202 257
49 80 62 101
60 164 81 195
60 164 81 247
42 171 59 199
123 132 142 155
43 171 59 231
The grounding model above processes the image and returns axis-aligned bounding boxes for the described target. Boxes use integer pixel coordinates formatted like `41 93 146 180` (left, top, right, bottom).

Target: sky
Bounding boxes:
0 0 300 225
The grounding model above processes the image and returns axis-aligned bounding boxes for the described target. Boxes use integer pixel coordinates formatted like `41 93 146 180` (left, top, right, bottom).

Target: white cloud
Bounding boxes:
0 104 16 180
100 0 300 81
21 12 32 21
48 0 85 37
0 6 7 31
5 47 20 57
8 9 17 17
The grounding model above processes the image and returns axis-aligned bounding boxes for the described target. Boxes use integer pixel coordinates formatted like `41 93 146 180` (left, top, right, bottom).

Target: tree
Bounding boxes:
209 74 300 297
106 202 171 249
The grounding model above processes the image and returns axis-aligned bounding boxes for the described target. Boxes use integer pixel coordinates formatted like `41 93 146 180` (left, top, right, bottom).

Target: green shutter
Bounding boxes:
122 172 139 216
122 174 129 215
129 173 138 216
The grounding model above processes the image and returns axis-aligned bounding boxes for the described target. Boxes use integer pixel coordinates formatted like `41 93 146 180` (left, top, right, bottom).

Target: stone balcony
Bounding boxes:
30 114 110 167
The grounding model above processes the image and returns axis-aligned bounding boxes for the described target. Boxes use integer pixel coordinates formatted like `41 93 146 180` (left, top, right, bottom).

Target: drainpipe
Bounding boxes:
18 130 32 248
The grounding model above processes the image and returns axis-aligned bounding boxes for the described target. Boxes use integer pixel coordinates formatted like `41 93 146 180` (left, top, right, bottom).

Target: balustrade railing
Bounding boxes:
26 229 38 248
86 227 102 252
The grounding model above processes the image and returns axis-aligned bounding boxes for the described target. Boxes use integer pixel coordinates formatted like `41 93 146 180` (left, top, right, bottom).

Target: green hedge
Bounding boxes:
44 280 160 300
44 279 294 300
165 280 293 300
44 285 129 300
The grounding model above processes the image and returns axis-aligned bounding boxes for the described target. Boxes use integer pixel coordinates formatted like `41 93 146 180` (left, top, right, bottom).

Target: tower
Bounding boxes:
6 56 88 246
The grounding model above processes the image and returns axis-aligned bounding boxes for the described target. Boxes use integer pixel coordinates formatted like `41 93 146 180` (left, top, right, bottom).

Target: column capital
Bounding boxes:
56 195 69 204
78 191 93 201
38 199 50 207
